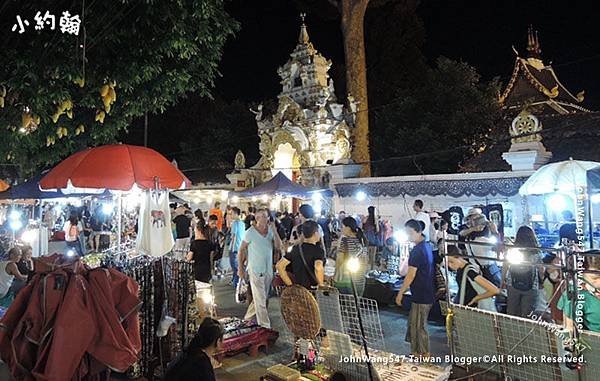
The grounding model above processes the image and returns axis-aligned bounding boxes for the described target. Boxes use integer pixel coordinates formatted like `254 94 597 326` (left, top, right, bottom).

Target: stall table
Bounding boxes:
214 317 279 361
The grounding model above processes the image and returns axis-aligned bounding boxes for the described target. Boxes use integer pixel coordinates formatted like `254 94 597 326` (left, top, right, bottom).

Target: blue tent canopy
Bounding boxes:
233 172 333 199
0 173 111 200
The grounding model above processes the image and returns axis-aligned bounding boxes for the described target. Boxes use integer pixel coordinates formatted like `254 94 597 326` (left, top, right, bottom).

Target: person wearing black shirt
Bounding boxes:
244 207 256 230
559 210 577 243
208 215 224 277
16 245 34 279
9 245 34 295
187 222 214 283
90 208 105 252
317 211 332 254
173 212 192 258
280 211 294 240
446 246 499 309
164 317 223 381
276 220 325 289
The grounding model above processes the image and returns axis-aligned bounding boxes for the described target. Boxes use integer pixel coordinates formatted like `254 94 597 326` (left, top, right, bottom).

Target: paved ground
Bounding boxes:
0 262 457 381
212 277 451 380
0 278 452 381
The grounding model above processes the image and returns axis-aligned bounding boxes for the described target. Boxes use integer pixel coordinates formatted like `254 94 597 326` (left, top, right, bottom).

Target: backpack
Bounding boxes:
510 263 536 291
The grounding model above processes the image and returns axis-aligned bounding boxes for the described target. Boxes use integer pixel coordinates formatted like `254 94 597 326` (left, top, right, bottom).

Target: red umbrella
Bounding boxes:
40 144 191 192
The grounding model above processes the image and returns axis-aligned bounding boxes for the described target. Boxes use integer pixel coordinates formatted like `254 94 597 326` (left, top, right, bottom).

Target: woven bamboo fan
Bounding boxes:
280 285 321 339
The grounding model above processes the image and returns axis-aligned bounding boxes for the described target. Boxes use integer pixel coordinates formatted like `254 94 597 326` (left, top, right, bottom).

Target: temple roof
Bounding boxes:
499 27 588 115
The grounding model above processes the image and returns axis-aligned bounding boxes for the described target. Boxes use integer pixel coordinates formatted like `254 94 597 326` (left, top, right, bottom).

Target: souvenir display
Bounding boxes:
100 253 197 379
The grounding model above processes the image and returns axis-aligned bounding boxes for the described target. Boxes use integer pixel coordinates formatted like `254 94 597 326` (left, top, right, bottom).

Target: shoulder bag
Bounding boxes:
298 244 320 288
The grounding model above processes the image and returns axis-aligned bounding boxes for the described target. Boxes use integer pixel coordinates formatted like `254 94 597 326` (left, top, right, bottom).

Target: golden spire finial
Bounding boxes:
299 13 309 44
526 25 542 59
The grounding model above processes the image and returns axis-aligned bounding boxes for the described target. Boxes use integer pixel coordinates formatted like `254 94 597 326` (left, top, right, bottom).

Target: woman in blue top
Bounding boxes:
395 219 435 357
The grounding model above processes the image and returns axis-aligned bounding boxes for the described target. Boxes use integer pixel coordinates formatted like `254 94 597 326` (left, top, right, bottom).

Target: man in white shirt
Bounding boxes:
413 200 431 242
238 209 282 328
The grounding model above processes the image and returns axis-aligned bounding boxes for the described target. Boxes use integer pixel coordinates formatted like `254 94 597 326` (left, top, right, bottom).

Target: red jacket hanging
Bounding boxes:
0 258 141 381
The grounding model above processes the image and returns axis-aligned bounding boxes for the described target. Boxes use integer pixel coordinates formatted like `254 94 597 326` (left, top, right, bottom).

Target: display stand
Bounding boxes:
214 317 279 361
266 285 449 380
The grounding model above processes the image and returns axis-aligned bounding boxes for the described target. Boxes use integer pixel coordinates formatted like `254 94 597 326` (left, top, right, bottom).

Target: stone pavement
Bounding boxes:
0 276 452 381
212 277 450 380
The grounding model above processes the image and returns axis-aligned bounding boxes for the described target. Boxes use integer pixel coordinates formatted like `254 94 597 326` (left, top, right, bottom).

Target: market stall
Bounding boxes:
231 171 332 213
35 144 199 379
519 159 600 248
586 166 600 247
39 144 191 251
0 173 112 256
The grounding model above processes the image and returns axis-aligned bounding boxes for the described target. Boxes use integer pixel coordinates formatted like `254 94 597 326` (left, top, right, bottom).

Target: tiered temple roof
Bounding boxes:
499 26 588 115
464 27 597 172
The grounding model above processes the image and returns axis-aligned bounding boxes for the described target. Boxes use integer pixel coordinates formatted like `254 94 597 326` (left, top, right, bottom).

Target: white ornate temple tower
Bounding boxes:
500 27 588 171
228 15 361 190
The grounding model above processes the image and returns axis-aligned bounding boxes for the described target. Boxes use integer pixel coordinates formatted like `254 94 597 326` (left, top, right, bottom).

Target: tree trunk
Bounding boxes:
341 0 371 177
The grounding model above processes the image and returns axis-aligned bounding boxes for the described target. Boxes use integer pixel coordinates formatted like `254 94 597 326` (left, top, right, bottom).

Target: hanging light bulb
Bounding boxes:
270 198 280 210
355 191 367 202
506 248 524 264
102 203 114 215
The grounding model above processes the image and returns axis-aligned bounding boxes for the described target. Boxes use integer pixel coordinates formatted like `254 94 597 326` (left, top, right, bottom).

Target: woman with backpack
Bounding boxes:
446 246 499 311
63 212 84 257
502 226 543 317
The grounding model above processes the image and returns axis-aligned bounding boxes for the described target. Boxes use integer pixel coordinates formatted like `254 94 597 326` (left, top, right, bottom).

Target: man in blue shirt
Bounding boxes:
238 209 282 328
229 207 245 289
395 219 435 357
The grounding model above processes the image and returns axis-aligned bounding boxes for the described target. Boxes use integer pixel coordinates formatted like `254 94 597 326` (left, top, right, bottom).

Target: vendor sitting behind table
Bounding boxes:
276 220 325 289
164 317 224 381
0 247 28 307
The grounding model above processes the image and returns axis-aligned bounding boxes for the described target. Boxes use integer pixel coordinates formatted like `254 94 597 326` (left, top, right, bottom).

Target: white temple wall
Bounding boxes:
333 193 527 238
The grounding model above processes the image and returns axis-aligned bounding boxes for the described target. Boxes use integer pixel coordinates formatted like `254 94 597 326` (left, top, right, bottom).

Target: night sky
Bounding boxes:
125 0 600 159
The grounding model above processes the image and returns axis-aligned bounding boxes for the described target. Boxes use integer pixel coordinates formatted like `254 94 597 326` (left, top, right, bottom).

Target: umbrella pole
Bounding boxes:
588 186 594 249
117 193 123 250
542 195 550 233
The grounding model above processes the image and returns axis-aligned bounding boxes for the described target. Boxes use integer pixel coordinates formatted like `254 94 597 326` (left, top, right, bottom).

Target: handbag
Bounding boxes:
236 278 249 304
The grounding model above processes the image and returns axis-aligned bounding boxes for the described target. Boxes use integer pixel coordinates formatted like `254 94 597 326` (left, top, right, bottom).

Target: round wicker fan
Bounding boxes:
280 285 321 339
